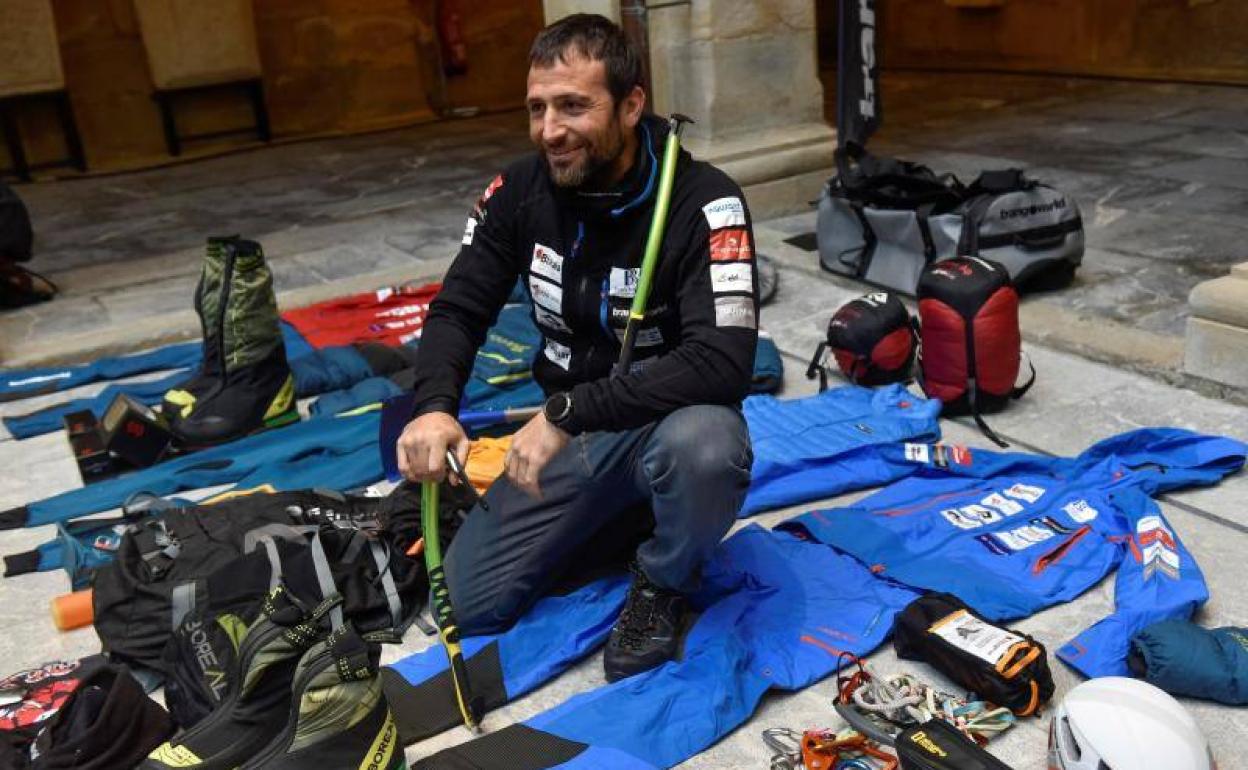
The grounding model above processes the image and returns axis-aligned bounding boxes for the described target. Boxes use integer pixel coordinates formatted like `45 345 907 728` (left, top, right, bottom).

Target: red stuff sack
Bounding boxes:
917 257 1033 446
806 291 918 391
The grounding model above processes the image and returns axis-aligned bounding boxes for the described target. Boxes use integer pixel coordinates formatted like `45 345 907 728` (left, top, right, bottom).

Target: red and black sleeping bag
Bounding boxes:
918 257 1033 446
806 292 917 391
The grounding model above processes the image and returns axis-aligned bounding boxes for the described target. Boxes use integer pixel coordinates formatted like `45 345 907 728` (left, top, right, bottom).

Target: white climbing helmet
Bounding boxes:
1048 677 1216 770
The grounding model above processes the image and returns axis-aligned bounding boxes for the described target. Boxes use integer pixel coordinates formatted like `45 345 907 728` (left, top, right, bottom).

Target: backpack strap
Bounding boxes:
805 342 831 393
1011 353 1037 400
963 318 1011 449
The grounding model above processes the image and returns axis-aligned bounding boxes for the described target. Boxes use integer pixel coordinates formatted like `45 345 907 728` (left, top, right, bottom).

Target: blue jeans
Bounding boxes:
443 405 752 636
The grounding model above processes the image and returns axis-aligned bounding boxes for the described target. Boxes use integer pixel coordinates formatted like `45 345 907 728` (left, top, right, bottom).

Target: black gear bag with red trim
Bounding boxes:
807 291 917 390
917 256 1033 446
893 592 1053 717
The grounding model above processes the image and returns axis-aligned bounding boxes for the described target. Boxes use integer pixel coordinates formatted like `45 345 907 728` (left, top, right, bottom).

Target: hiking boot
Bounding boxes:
602 563 687 682
163 236 297 448
143 587 337 769
242 624 404 770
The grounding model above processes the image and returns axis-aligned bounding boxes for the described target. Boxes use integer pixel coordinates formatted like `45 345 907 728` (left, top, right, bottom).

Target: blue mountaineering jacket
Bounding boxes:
780 428 1246 678
740 382 940 516
385 525 920 768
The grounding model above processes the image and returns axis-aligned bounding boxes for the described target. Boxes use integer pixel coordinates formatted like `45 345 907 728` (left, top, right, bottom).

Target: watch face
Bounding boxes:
546 393 570 422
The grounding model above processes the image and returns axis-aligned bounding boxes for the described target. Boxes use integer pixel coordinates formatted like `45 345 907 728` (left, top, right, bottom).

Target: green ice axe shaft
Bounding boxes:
421 479 481 732
615 113 694 376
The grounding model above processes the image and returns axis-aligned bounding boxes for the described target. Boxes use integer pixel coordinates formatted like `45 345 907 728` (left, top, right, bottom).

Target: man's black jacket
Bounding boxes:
410 115 759 435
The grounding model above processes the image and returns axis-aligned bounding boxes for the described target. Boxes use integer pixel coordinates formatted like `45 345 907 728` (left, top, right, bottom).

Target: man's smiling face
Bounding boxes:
526 53 636 189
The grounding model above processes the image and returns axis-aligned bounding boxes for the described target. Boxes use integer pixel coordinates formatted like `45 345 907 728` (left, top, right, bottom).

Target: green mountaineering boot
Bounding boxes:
242 624 405 770
143 587 338 769
162 236 297 447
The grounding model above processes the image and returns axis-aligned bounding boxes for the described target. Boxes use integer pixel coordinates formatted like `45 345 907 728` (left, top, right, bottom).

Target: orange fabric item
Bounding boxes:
465 436 511 494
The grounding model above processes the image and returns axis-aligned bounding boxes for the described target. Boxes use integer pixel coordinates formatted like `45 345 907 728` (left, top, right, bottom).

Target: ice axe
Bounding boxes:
615 113 693 376
421 478 482 733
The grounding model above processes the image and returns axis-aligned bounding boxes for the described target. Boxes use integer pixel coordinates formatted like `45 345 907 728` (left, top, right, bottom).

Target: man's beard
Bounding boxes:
545 120 626 189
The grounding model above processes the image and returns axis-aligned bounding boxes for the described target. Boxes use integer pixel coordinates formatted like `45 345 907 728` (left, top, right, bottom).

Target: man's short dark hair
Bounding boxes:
529 14 643 103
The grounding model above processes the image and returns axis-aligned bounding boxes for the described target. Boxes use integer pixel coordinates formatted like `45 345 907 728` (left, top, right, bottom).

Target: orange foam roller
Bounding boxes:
51 589 93 631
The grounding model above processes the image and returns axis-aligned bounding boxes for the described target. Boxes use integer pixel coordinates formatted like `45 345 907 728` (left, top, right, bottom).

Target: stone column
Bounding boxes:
544 0 620 23
649 0 834 219
1185 262 1248 389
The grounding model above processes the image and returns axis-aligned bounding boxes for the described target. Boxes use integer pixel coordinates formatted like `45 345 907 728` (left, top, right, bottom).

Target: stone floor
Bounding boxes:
0 71 1247 768
1 245 1246 768
6 71 1248 376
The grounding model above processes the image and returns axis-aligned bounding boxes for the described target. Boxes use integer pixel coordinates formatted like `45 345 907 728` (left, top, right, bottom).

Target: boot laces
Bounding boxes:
615 573 662 651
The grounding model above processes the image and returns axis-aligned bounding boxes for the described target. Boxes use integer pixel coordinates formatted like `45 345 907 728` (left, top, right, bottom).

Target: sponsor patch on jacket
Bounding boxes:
614 325 664 347
530 243 564 284
713 296 756 329
710 262 753 294
480 174 503 206
1138 515 1180 579
904 443 930 464
534 305 571 334
1062 499 1099 523
609 267 640 299
529 275 562 313
1004 483 1045 504
709 228 752 262
461 217 477 246
702 196 746 230
543 338 571 371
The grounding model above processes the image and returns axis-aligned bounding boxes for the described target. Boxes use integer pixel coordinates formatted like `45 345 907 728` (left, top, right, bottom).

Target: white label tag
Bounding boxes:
534 306 571 334
930 610 1026 666
981 492 1024 517
529 276 563 313
531 243 564 284
710 262 753 294
941 508 980 530
543 339 571 371
905 443 930 464
1063 499 1099 523
961 504 1004 526
702 196 746 230
609 267 640 299
713 296 756 328
461 218 477 246
1004 483 1046 504
997 525 1055 551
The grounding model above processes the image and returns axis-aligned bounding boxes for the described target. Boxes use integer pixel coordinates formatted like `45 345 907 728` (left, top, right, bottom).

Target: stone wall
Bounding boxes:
649 0 835 219
4 0 544 173
859 0 1248 85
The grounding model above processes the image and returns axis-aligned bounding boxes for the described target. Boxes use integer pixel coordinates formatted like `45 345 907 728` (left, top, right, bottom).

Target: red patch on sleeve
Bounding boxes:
482 174 504 203
709 227 752 262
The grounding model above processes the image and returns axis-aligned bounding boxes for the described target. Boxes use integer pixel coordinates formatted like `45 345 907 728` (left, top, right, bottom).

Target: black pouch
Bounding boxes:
893 593 1053 716
896 718 1013 770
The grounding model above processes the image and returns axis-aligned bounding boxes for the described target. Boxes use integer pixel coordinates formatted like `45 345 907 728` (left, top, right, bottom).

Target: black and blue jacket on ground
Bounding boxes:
781 427 1246 679
385 525 920 768
378 428 1242 768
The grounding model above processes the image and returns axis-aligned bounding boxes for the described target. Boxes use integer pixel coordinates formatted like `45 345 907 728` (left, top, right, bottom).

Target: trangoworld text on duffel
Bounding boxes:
817 145 1082 294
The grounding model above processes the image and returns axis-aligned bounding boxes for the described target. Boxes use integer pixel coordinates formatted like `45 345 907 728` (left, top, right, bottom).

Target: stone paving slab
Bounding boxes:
0 252 1245 768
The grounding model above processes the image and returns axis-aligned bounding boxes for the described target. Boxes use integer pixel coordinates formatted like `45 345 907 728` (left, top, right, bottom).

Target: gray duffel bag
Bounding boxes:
817 150 1083 294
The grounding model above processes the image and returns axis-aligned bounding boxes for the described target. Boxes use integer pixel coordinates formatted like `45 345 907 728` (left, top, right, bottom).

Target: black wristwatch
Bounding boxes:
543 391 573 428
